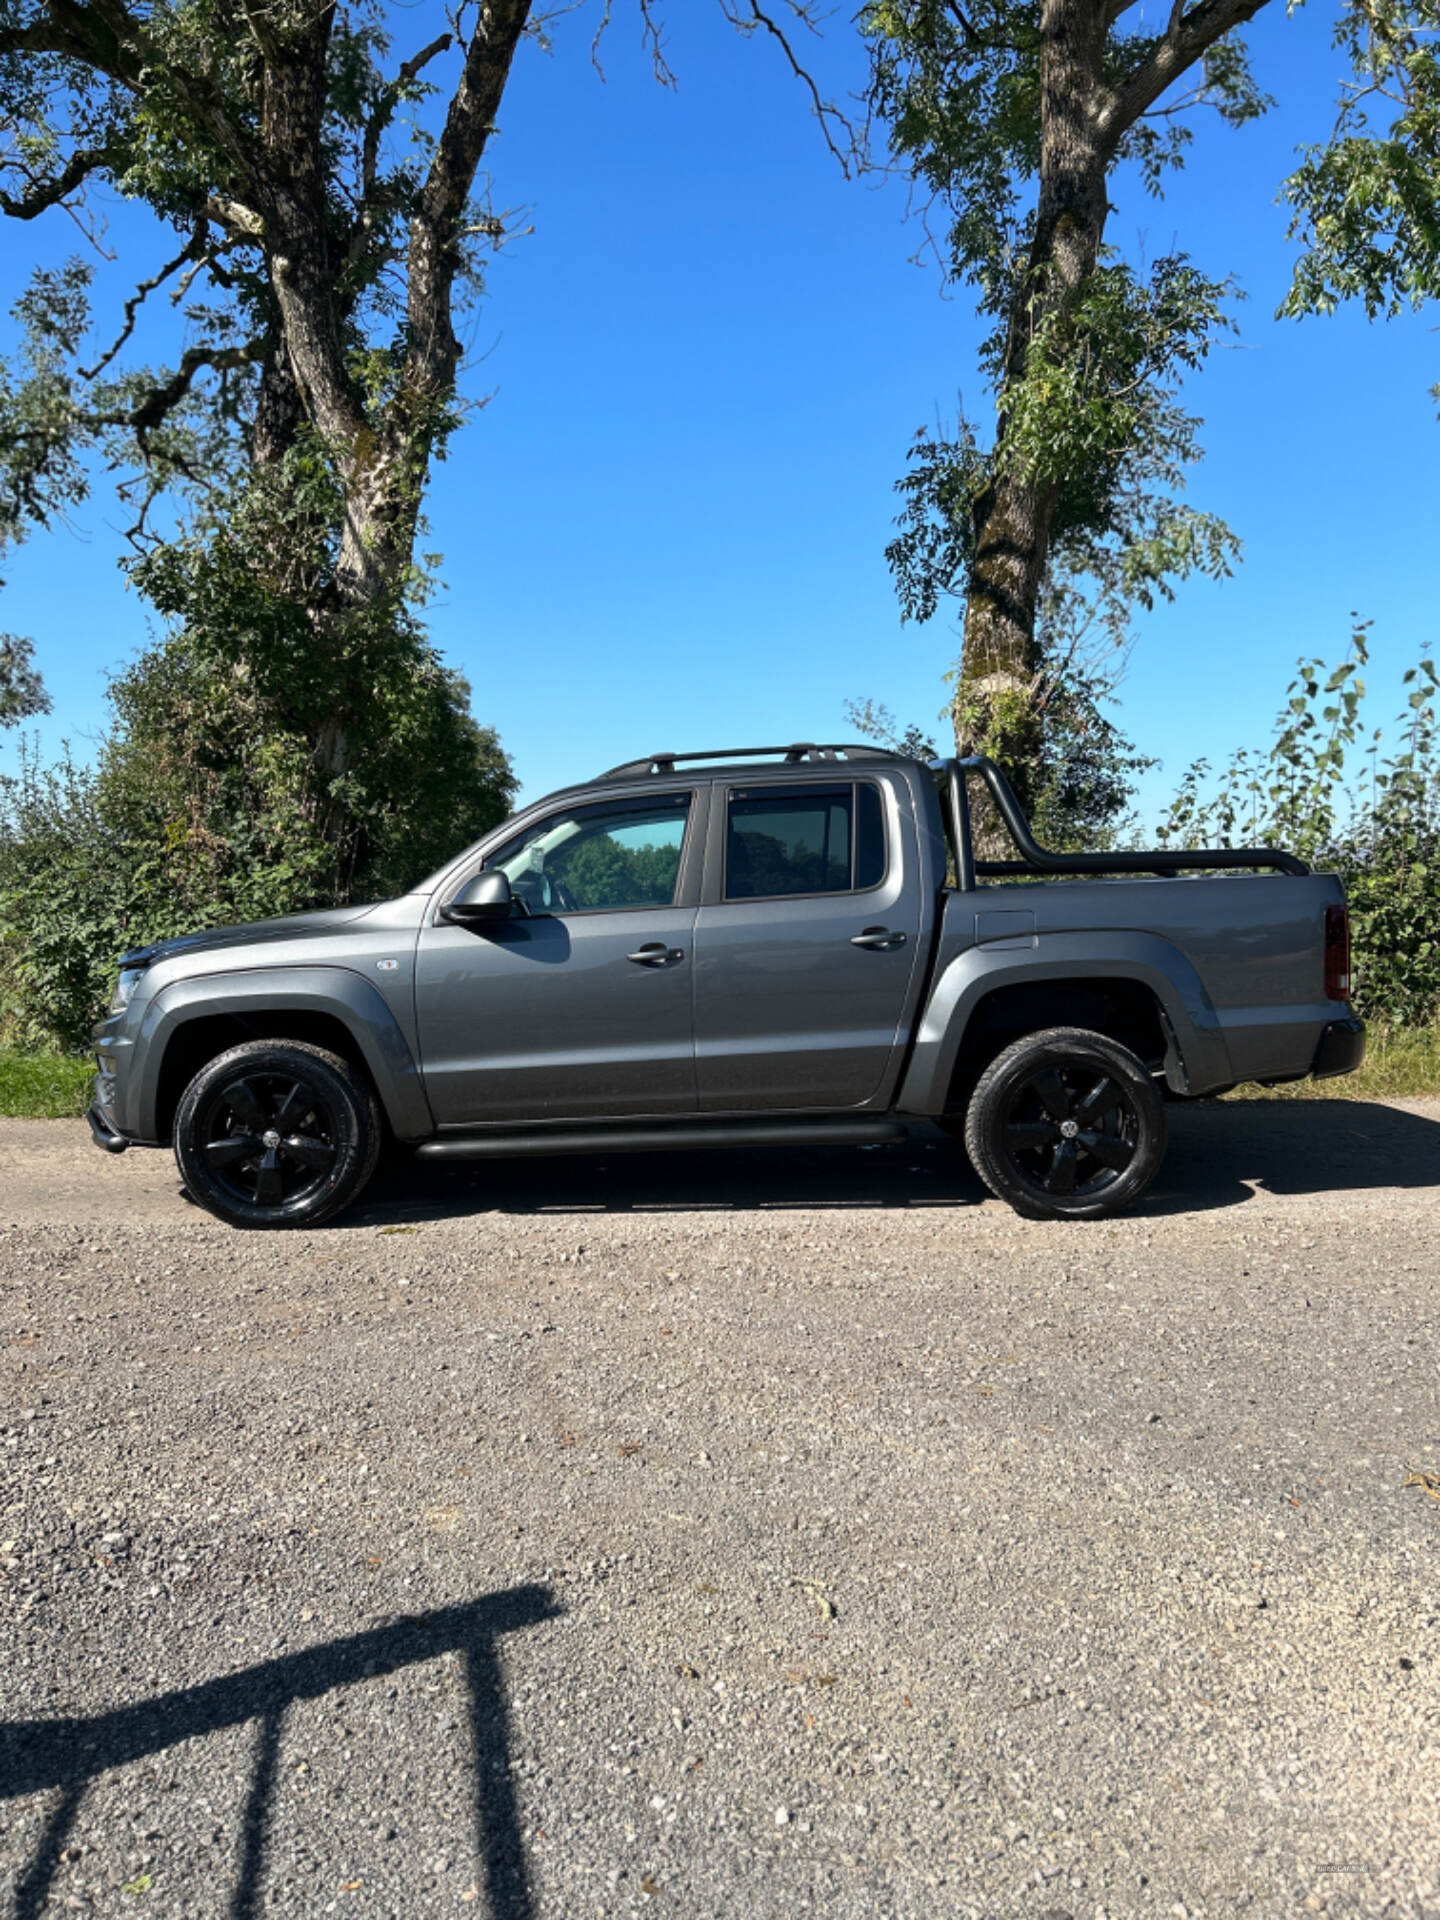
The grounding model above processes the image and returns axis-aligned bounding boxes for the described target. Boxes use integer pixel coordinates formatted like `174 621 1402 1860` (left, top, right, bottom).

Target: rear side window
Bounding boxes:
725 782 886 900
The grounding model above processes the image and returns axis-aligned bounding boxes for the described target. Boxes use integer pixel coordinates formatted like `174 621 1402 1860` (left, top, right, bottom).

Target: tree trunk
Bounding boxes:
955 0 1110 820
252 324 304 467
236 0 534 781
328 0 534 619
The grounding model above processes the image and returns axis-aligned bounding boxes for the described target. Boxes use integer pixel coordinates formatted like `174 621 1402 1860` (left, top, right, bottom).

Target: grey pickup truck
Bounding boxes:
89 743 1364 1229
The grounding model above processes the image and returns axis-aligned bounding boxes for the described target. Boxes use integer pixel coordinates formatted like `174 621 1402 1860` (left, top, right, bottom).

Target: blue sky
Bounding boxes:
1 2 1435 825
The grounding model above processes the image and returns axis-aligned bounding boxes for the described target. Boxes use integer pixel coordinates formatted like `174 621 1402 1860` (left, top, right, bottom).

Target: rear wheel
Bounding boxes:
963 1026 1166 1221
174 1040 381 1230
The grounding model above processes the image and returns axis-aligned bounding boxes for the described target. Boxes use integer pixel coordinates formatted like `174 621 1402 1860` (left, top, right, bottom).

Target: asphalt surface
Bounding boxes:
2 1098 1439 1920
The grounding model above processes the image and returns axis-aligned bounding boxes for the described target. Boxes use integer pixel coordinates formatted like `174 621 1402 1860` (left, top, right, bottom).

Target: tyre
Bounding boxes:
963 1026 1166 1221
173 1040 381 1230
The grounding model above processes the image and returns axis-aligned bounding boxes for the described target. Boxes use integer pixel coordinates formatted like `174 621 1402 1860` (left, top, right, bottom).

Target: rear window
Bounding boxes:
724 782 885 899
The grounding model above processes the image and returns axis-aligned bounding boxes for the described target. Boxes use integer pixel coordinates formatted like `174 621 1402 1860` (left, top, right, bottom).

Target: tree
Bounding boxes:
863 0 1274 799
0 0 848 725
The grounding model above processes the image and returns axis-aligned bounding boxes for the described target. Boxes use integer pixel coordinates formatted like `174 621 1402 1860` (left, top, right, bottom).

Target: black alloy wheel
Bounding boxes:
1002 1063 1138 1198
963 1026 1167 1220
198 1071 338 1208
174 1040 381 1229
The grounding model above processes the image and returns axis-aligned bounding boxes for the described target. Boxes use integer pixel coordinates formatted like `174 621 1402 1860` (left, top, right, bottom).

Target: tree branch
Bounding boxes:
0 0 264 193
204 195 266 240
78 227 208 380
1097 0 1270 146
356 31 453 228
405 0 532 393
0 144 111 219
102 340 264 439
0 0 145 87
2 341 263 462
718 0 857 175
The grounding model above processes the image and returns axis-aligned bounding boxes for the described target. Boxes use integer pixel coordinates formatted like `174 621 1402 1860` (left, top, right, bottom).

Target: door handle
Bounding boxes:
850 926 906 950
627 943 685 965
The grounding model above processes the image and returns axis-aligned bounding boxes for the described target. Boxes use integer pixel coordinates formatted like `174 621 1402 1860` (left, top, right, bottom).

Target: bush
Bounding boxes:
1157 627 1440 1027
0 622 515 1050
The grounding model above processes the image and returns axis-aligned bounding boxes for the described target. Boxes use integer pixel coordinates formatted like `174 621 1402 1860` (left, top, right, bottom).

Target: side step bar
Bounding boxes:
415 1118 908 1162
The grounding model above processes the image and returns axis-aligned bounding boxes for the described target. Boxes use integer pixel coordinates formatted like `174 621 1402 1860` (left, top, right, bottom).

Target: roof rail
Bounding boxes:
598 742 908 780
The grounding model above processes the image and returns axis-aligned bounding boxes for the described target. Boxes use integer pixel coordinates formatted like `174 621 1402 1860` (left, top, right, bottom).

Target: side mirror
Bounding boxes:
440 869 514 926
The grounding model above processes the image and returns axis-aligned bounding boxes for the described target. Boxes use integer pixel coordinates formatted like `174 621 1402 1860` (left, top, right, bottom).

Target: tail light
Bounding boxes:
1324 905 1352 1001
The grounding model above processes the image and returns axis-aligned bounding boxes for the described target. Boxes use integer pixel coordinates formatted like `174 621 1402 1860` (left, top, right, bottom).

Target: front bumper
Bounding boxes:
1312 1015 1366 1081
90 999 140 1145
87 1100 130 1154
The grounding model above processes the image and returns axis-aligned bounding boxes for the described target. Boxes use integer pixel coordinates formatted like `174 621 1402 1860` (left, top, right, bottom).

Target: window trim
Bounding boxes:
441 787 701 920
719 778 890 905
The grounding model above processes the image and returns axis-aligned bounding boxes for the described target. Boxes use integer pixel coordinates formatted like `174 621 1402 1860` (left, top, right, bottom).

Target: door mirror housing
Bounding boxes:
441 869 515 926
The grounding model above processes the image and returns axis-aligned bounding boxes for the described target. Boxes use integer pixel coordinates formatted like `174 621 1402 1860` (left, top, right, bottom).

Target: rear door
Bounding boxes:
416 788 701 1124
692 776 924 1111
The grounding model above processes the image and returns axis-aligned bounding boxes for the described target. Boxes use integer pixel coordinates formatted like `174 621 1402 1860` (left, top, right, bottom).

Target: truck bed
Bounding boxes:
909 870 1349 1102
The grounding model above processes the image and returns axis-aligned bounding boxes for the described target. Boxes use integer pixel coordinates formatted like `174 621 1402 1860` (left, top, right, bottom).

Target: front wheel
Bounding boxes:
174 1040 381 1230
963 1026 1166 1221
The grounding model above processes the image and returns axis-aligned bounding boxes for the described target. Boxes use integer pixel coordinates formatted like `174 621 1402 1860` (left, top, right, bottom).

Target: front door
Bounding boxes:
693 778 923 1110
416 789 699 1124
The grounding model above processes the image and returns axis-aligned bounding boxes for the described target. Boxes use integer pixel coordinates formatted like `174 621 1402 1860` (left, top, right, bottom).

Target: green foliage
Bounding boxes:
1000 259 1238 537
0 256 251 723
0 259 251 561
0 0 518 748
0 627 514 1049
0 0 530 1051
1280 0 1440 401
1158 626 1440 1025
0 743 147 1049
886 257 1243 638
0 634 48 724
843 698 940 764
1022 667 1154 854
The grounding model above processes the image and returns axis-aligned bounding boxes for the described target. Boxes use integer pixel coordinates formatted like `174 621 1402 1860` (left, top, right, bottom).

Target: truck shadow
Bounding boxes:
352 1125 983 1221
1142 1095 1440 1214
347 1099 1440 1223
0 1585 559 1920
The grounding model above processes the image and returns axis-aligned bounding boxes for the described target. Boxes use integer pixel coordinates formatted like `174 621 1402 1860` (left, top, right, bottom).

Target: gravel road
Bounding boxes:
3 1098 1439 1920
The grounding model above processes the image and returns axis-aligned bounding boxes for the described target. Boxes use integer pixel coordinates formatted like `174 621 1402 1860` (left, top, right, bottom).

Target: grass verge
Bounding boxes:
0 1050 94 1119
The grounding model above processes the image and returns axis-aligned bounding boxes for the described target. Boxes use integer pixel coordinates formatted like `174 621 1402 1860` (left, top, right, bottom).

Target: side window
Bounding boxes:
725 782 887 900
484 793 692 914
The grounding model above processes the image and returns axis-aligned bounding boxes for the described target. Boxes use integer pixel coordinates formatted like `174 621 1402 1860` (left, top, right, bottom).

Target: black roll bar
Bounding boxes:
946 758 976 892
934 755 1310 886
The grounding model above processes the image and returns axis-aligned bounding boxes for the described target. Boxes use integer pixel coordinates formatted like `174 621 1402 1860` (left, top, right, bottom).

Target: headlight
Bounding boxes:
108 967 147 1013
